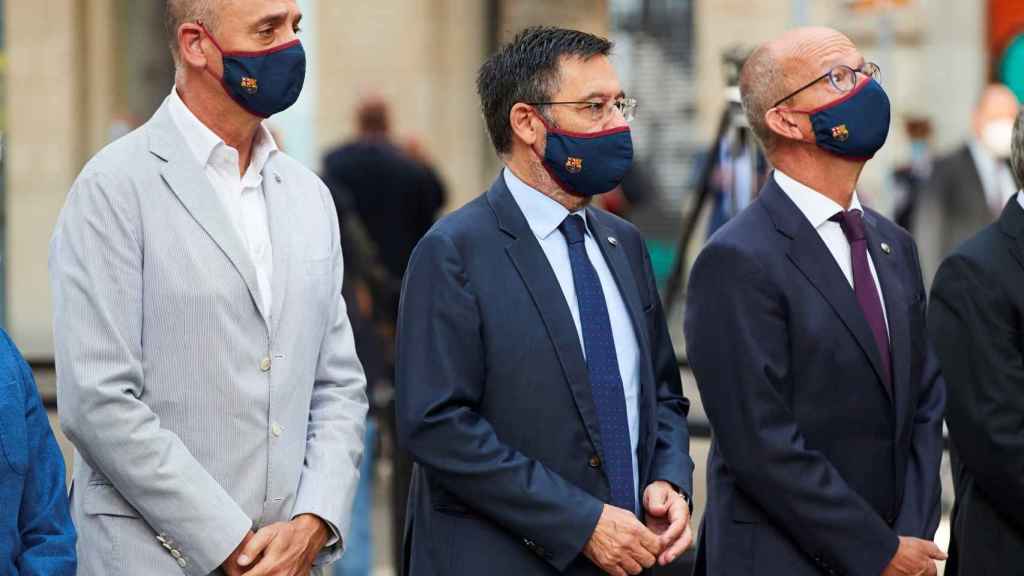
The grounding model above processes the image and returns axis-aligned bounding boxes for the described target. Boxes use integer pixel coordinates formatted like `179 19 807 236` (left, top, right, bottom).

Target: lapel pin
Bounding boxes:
608 236 618 246
880 242 891 254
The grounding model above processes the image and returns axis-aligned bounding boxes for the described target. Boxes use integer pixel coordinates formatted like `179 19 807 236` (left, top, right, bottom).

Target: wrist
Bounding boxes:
294 514 329 543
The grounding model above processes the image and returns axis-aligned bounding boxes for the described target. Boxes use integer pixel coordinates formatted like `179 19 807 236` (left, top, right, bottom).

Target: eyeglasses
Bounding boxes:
527 97 638 123
772 62 881 108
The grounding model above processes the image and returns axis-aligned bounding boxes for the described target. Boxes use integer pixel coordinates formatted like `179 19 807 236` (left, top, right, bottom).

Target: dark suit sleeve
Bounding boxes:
685 242 898 576
641 244 694 499
12 345 76 575
929 253 1024 529
396 231 604 572
893 242 945 538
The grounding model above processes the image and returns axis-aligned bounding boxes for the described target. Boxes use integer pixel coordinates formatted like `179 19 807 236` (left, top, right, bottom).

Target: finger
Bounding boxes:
243 535 291 576
657 498 687 547
923 542 947 560
924 560 938 576
605 564 627 576
620 555 644 575
635 523 662 556
630 539 658 569
238 528 277 567
660 522 693 565
644 485 670 516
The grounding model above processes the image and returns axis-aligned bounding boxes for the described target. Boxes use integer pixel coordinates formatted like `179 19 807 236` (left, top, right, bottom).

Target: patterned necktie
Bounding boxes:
831 209 891 392
558 214 636 513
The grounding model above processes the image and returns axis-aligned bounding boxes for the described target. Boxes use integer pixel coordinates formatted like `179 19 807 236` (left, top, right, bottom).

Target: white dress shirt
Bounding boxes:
168 88 278 320
774 170 889 334
969 139 1017 215
1017 189 1024 212
504 168 641 502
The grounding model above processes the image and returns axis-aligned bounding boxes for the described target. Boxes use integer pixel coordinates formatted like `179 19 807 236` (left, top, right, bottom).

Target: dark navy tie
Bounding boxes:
559 214 636 513
831 209 892 393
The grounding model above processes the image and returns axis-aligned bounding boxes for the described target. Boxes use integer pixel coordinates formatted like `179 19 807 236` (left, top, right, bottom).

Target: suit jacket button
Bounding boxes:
589 455 602 469
260 357 272 372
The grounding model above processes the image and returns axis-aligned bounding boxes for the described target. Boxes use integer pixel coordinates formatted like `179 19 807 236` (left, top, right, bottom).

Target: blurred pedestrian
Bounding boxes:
397 26 694 575
687 27 945 576
914 84 1020 286
323 97 445 574
891 117 933 231
928 108 1024 575
50 1 367 574
0 330 75 575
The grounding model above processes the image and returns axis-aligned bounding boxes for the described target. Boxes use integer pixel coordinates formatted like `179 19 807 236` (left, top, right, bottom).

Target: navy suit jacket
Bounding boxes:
0 330 76 575
685 177 943 576
396 175 693 575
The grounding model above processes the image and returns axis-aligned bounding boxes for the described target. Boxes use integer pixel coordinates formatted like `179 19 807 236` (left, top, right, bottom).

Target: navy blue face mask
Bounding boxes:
790 78 891 159
202 25 306 118
536 115 634 197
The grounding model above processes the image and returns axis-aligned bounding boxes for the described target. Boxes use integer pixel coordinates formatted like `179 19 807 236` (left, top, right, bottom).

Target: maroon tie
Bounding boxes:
831 210 891 391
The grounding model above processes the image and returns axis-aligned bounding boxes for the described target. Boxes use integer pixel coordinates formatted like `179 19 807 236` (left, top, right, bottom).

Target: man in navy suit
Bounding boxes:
685 27 946 576
396 26 694 576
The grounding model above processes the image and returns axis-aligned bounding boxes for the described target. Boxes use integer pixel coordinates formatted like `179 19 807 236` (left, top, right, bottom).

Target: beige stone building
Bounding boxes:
4 0 608 359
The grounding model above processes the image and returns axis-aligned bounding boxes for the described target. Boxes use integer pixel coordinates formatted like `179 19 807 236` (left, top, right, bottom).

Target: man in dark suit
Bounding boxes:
396 27 694 576
685 27 946 576
928 109 1024 574
913 84 1019 286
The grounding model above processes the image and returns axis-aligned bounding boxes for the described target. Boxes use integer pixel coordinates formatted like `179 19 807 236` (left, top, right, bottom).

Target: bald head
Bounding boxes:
166 0 222 66
974 84 1020 137
740 27 859 152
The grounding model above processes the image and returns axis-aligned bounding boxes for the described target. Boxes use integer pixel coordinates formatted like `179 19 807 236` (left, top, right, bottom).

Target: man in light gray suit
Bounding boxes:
49 1 367 575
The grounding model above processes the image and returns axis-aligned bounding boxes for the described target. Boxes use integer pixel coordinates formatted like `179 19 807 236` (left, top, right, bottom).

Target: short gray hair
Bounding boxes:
165 0 220 66
739 45 787 153
1012 107 1024 189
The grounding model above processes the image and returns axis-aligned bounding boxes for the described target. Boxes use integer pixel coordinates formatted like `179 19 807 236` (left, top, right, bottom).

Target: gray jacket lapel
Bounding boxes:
147 100 269 323
264 159 292 337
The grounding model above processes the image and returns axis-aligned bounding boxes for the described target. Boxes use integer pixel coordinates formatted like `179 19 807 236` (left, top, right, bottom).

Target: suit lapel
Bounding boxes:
863 214 906 411
264 160 292 337
762 180 890 400
149 100 269 324
488 179 606 462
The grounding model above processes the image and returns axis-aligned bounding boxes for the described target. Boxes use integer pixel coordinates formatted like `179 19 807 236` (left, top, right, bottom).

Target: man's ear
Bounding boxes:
509 102 543 147
178 22 209 70
765 107 810 143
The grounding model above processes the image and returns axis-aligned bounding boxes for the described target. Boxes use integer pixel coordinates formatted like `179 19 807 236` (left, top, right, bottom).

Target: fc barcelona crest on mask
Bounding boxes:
240 77 259 95
565 156 584 174
831 124 850 142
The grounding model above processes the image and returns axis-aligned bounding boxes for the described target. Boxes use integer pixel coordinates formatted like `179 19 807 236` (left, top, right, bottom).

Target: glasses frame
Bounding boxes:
772 62 881 108
527 97 638 123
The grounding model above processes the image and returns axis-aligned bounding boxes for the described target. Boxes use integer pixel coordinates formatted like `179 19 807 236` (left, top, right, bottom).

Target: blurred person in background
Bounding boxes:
397 26 694 575
914 84 1020 286
323 97 445 573
0 330 76 575
928 109 1024 574
686 27 945 576
49 1 367 574
891 117 934 231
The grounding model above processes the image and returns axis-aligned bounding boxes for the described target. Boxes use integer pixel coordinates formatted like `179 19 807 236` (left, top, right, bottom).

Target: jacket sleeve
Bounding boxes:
641 244 693 499
892 241 944 538
929 253 1024 529
9 335 77 576
290 183 369 565
50 170 252 576
395 231 604 572
685 241 898 576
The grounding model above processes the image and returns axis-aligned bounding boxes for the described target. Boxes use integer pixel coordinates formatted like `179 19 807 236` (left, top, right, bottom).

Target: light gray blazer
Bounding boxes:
49 98 368 576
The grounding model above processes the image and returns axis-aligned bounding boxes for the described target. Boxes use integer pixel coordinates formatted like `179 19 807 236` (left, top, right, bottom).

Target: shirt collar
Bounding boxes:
774 169 863 229
167 87 278 176
504 167 589 240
